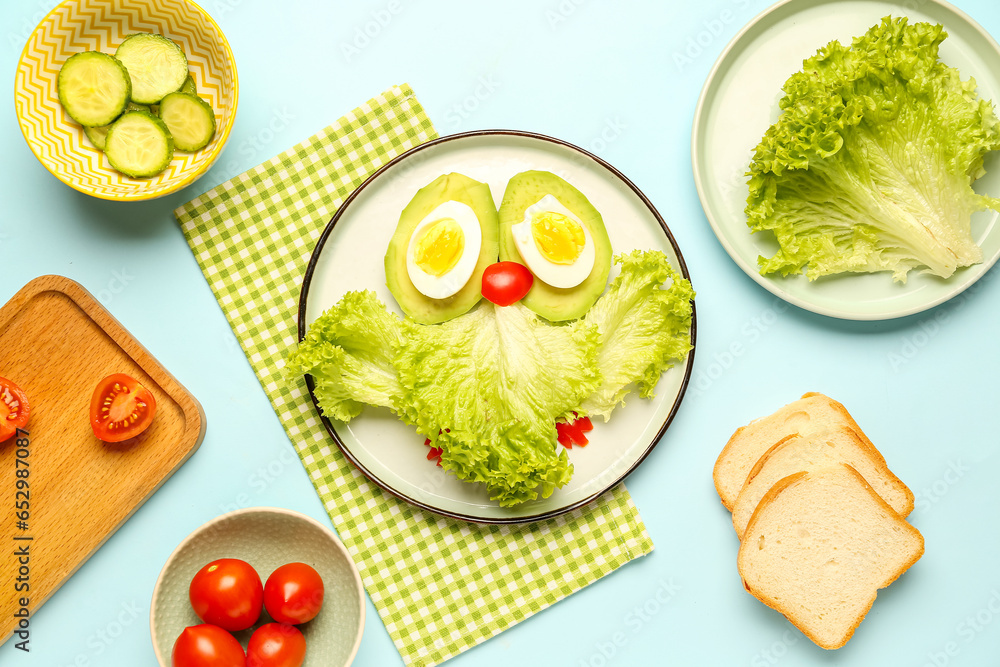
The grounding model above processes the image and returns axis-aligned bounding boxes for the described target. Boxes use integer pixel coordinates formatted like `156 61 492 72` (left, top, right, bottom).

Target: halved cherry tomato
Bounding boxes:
89 373 156 442
171 624 245 667
263 562 325 625
481 261 534 306
0 377 30 443
246 623 307 667
189 558 264 632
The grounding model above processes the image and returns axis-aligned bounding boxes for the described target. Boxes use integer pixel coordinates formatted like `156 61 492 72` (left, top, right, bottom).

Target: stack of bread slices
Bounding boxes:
713 392 924 649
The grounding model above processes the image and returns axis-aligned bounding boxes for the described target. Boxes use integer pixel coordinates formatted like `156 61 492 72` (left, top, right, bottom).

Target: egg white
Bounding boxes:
406 200 483 299
511 194 596 289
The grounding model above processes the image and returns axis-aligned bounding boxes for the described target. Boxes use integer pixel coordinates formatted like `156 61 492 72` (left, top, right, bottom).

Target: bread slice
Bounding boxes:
731 426 914 538
714 392 874 510
737 464 924 649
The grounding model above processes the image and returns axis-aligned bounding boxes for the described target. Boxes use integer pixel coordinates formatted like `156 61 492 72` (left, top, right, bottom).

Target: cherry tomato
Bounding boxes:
481 261 534 306
263 563 324 625
89 373 156 442
189 558 263 632
0 377 30 443
246 623 306 667
171 624 245 667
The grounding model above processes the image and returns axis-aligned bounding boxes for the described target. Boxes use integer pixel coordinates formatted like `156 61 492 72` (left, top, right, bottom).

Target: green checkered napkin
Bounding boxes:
175 84 654 666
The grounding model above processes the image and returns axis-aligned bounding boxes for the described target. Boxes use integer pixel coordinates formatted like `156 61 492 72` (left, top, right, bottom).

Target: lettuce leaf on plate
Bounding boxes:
396 301 600 506
581 250 695 420
747 16 1000 282
284 290 406 422
286 250 695 506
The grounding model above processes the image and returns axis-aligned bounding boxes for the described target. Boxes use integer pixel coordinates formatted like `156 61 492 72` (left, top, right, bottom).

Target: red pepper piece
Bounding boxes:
556 422 575 448
424 434 443 466
556 415 593 449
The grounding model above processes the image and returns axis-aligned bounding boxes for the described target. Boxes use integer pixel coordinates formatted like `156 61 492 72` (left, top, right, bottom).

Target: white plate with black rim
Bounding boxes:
297 130 696 524
692 0 1000 320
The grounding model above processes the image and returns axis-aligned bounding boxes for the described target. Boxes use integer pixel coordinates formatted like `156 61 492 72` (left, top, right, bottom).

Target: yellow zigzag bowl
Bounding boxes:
14 0 238 200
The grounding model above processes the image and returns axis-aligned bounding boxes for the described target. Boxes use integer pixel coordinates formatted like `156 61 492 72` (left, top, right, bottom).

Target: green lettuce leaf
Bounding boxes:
580 250 694 420
284 290 406 422
396 301 600 506
747 16 1000 282
285 251 695 507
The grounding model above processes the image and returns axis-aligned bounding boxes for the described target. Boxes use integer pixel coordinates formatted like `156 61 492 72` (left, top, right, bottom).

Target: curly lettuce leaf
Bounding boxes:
580 250 694 420
747 16 1000 282
396 301 600 506
284 291 405 422
285 251 696 507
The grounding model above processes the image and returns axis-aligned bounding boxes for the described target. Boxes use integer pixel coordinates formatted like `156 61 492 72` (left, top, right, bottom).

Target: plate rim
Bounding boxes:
691 0 1000 321
297 128 697 524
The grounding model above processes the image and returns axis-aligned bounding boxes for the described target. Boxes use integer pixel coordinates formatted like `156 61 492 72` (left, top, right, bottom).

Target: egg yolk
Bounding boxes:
531 212 586 265
414 217 465 277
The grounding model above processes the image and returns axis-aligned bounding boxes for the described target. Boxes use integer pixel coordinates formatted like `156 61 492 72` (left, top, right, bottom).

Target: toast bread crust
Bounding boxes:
713 392 873 509
731 426 915 537
737 465 924 650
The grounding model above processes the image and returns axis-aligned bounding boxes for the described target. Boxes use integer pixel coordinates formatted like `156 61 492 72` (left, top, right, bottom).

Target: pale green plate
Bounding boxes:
692 0 1000 320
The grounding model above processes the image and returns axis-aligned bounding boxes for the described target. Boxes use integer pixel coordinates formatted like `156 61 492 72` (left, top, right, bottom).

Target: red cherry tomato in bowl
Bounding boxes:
247 623 307 667
172 624 245 667
481 261 534 307
89 373 156 442
189 558 263 632
263 562 324 625
0 377 30 443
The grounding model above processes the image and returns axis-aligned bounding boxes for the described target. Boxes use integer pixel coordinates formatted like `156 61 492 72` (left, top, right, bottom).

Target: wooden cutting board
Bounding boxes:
0 276 205 644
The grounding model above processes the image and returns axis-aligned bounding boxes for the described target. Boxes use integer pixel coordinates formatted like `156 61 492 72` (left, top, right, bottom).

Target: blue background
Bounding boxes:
2 0 1000 665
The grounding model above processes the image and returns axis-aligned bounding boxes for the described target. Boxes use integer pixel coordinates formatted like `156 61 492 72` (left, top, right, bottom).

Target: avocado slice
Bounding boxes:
385 173 500 324
498 171 612 321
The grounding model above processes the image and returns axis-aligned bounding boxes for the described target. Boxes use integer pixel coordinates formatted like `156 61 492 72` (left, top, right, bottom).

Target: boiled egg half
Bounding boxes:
406 200 483 299
511 194 595 289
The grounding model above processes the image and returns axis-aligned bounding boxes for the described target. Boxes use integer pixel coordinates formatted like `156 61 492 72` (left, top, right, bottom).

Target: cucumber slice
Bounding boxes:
158 93 216 151
180 75 196 95
105 111 174 178
85 105 146 151
84 124 110 150
57 52 131 127
114 33 188 105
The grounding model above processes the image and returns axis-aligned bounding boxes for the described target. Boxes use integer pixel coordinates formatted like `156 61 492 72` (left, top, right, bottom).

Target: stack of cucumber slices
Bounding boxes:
57 33 216 179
